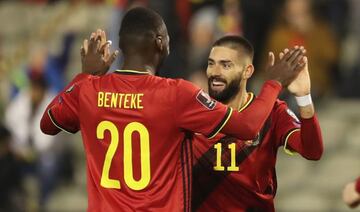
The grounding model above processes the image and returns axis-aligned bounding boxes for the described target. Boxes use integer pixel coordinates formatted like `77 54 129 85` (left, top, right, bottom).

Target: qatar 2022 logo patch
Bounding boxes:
196 90 216 110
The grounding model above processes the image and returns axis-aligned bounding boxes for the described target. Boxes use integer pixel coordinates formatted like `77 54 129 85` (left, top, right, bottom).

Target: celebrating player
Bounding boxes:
192 36 323 211
40 8 305 211
343 177 360 208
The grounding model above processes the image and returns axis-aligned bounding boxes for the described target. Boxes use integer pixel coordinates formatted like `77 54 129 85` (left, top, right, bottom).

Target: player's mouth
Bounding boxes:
210 78 227 92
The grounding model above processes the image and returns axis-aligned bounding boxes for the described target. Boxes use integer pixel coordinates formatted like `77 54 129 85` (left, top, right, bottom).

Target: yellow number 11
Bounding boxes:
213 142 239 171
96 121 151 190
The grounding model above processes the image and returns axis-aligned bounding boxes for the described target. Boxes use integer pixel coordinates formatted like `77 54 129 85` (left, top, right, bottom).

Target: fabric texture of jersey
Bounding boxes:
47 70 231 212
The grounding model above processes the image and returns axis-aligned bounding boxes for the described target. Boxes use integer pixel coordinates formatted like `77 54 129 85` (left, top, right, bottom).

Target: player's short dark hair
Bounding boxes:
213 35 254 60
119 7 163 53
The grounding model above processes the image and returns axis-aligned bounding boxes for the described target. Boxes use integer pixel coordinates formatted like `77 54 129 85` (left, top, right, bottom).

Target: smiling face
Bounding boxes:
207 46 250 103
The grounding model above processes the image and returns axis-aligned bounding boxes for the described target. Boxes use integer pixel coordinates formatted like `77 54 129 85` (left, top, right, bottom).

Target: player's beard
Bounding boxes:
208 75 242 104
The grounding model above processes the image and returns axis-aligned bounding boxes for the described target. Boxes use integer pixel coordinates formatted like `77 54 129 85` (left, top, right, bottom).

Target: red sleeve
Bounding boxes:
284 114 323 160
273 101 301 147
221 80 282 140
175 79 232 138
356 177 360 194
40 73 91 135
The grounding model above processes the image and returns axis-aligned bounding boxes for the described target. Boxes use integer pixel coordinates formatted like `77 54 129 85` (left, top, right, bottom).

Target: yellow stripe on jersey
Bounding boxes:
283 128 300 156
238 92 254 112
208 107 233 139
115 70 150 75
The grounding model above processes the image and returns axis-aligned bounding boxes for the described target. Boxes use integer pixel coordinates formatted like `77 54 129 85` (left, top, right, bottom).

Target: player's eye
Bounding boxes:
208 61 214 67
223 63 231 69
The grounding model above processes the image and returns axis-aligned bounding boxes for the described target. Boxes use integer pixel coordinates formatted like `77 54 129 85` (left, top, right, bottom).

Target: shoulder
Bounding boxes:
174 79 200 92
137 75 186 88
164 78 195 88
271 99 290 119
73 74 100 88
160 78 201 96
272 99 289 112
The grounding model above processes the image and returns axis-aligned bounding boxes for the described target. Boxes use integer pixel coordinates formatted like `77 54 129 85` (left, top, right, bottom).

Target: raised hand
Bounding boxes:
280 47 311 96
81 29 119 76
265 46 306 87
343 181 360 208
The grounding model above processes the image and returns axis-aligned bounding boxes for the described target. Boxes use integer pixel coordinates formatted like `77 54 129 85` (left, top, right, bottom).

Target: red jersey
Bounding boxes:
192 93 323 212
46 70 232 211
41 69 284 211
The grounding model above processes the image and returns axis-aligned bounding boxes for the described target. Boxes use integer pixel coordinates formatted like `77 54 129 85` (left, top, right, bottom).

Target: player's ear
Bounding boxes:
155 35 163 52
243 64 254 80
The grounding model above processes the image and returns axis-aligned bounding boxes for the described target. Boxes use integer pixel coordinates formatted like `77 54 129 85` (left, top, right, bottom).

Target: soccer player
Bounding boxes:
40 8 305 211
343 177 360 208
192 36 323 212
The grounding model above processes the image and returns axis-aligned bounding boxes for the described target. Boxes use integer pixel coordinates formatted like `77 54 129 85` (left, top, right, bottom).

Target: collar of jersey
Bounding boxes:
238 92 254 112
114 69 151 75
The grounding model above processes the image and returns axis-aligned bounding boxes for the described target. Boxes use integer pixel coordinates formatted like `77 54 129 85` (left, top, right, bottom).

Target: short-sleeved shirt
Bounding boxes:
47 70 232 212
192 93 300 212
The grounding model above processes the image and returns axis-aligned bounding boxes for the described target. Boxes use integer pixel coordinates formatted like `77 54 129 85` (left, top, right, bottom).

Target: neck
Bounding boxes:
227 81 248 111
122 55 156 75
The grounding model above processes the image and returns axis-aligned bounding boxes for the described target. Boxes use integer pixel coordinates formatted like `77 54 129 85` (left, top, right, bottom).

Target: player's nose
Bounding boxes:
210 64 222 76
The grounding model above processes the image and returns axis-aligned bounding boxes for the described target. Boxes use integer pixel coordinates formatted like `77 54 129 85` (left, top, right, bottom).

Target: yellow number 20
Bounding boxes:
96 121 151 190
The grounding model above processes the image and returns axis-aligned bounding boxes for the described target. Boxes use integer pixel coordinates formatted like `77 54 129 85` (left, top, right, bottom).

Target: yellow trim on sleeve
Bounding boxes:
47 109 76 135
238 93 254 112
283 128 300 156
208 107 233 139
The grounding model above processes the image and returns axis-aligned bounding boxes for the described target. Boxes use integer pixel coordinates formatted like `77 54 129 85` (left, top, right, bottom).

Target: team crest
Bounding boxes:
286 108 300 123
196 90 216 110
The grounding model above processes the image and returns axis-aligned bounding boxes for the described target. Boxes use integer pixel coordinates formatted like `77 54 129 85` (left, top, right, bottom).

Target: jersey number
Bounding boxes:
213 142 239 171
96 121 151 190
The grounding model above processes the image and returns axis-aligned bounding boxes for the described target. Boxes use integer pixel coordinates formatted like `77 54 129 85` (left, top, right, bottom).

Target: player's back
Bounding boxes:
78 70 192 211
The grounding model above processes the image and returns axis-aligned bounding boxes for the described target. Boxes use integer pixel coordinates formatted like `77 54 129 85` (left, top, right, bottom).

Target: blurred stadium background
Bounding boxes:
0 0 359 211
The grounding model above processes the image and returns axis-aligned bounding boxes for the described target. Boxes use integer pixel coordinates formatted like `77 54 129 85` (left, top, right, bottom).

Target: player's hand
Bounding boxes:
280 47 311 96
81 29 119 76
343 181 360 208
265 46 306 87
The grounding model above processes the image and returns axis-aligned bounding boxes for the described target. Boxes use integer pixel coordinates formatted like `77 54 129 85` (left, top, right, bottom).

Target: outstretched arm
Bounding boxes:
221 80 281 140
221 47 306 140
278 47 323 160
